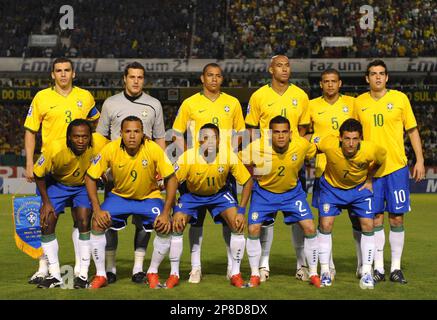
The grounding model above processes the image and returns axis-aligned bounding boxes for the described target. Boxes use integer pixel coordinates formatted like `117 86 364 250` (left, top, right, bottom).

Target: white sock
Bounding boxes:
169 234 183 277
260 224 274 270
105 250 116 274
317 231 331 274
292 223 306 269
246 237 261 276
132 248 146 275
374 226 385 273
230 233 246 276
361 232 375 275
352 227 362 268
304 235 319 276
389 226 405 272
222 225 232 271
41 238 61 280
78 236 91 279
72 228 80 276
90 232 107 277
147 234 170 274
189 226 203 269
38 254 49 274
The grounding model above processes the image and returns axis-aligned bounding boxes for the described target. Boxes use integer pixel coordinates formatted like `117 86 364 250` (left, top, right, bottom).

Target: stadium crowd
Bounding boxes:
0 0 436 59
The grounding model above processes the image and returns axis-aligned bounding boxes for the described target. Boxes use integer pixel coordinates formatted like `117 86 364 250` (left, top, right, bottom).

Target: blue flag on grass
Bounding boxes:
12 196 43 259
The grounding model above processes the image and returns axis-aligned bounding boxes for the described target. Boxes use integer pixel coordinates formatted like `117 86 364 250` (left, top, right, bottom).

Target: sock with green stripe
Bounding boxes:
389 225 405 272
41 234 61 280
246 235 261 276
304 233 319 276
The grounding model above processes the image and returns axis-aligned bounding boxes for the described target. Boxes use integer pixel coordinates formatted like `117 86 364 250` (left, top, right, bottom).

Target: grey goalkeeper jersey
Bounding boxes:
96 91 165 140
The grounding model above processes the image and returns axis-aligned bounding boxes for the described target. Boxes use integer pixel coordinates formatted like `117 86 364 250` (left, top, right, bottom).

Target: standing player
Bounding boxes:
242 116 321 288
96 62 166 284
315 119 386 289
308 69 355 279
165 123 252 288
85 116 177 289
24 57 99 284
33 119 107 288
172 63 246 282
245 55 310 282
355 60 425 284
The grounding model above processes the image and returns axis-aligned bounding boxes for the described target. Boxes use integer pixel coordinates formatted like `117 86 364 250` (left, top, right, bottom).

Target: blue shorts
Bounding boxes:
101 192 163 231
373 166 410 214
311 178 321 208
318 175 375 218
174 189 237 225
248 181 313 225
37 178 91 215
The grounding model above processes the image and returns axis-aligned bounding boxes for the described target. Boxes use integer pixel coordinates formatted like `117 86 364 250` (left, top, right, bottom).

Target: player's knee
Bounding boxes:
248 224 261 237
319 219 333 233
76 217 91 233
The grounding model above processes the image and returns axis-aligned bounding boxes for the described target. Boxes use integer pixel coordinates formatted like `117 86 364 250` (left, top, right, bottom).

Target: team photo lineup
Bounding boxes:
21 55 425 291
1 1 436 302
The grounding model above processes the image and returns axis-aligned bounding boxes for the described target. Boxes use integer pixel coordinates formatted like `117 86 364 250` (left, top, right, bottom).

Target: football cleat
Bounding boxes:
146 273 161 289
248 275 261 288
295 266 310 281
28 271 47 285
309 275 321 288
73 276 89 289
131 272 146 284
165 275 180 289
259 267 270 282
37 276 63 289
89 275 107 289
230 273 245 288
389 269 408 284
188 268 202 284
321 272 332 287
373 270 386 283
106 272 117 284
360 273 375 289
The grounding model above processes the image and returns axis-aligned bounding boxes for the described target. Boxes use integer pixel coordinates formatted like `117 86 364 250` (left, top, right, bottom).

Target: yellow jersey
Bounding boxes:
354 90 417 177
317 135 387 189
245 84 310 136
175 147 251 196
33 133 108 186
309 95 355 177
240 136 316 193
24 86 99 152
173 91 245 148
86 138 174 200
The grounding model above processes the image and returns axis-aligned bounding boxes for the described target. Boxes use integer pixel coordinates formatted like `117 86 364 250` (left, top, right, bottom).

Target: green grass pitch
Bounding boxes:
1 193 436 300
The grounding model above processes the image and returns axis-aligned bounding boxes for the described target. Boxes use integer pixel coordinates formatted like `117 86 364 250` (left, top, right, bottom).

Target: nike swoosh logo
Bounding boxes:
395 206 404 210
199 110 206 113
365 211 373 214
318 111 326 115
116 113 123 118
361 108 369 111
118 164 126 168
50 106 57 109
196 172 203 175
300 212 309 217
268 103 274 106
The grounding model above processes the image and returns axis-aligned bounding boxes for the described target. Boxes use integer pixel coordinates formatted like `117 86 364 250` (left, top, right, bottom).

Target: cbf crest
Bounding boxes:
251 212 259 222
77 100 83 108
218 165 225 174
224 105 230 113
387 103 394 111
343 106 349 113
292 98 298 107
142 159 148 167
292 153 298 161
323 203 330 214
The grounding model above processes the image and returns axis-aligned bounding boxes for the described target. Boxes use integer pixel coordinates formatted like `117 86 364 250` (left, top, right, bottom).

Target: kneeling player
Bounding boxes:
166 123 253 288
85 116 178 289
33 119 107 289
316 119 386 289
242 116 321 288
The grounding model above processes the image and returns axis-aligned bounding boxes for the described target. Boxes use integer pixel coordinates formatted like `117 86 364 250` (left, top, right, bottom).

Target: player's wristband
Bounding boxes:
237 206 246 215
